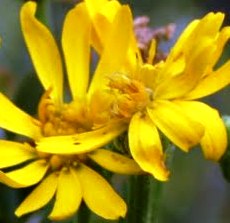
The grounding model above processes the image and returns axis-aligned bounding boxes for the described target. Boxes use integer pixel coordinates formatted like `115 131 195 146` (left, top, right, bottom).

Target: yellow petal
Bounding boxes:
77 164 127 219
89 90 114 125
184 13 224 60
175 101 227 161
159 20 198 82
190 12 224 40
88 0 121 53
165 20 199 66
85 0 105 53
207 26 230 69
0 160 49 188
135 63 164 91
160 13 224 83
0 140 35 168
15 172 58 217
155 37 216 100
128 112 169 181
88 149 143 174
36 121 126 154
184 59 230 100
96 0 121 24
84 0 107 17
20 2 63 104
147 100 204 151
87 0 137 76
147 39 156 64
62 3 91 99
49 168 82 221
89 5 133 95
85 0 120 23
169 12 224 62
0 93 41 139
90 0 137 73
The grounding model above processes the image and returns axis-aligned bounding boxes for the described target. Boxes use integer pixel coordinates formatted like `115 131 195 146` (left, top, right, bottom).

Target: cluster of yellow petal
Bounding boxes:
83 0 230 181
108 74 151 118
38 91 91 136
0 0 230 221
0 0 142 221
92 5 230 181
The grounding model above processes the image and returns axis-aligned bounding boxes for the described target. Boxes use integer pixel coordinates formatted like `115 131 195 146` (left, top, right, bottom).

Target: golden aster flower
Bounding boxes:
84 0 122 52
84 0 137 68
0 1 142 220
79 1 230 181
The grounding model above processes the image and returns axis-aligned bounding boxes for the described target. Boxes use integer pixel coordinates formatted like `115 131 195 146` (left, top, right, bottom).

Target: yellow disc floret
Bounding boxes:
108 74 153 119
38 91 92 137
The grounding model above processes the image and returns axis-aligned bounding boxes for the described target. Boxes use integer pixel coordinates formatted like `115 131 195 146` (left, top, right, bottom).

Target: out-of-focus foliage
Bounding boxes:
220 116 230 182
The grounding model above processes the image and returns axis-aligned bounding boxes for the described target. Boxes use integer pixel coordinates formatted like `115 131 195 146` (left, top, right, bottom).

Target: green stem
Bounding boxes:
145 178 164 223
125 175 164 223
125 175 151 223
124 139 175 223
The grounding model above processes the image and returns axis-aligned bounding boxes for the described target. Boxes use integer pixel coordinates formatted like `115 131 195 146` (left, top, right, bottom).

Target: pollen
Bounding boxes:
48 154 85 171
50 155 63 170
108 74 152 118
34 91 94 172
38 91 92 137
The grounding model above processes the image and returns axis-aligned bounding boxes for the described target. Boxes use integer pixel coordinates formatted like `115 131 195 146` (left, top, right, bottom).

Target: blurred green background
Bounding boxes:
0 0 230 222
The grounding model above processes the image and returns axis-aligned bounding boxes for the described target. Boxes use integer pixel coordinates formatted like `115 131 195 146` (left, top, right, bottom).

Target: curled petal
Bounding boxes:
20 1 63 104
155 38 216 100
0 93 41 139
76 164 127 219
190 12 224 40
175 101 227 161
94 1 122 51
0 160 49 188
148 100 204 151
158 13 226 95
167 12 224 63
207 26 230 69
89 5 133 95
84 0 108 17
129 112 169 181
36 121 126 154
0 140 35 168
15 172 58 217
88 149 143 174
165 20 199 66
184 59 230 100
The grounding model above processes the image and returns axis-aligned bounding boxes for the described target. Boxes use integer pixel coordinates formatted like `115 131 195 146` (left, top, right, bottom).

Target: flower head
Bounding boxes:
83 1 230 181
0 1 142 220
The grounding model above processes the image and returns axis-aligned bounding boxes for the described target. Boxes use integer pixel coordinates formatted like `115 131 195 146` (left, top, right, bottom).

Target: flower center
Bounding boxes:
108 74 152 119
36 92 93 169
49 154 87 171
38 93 92 137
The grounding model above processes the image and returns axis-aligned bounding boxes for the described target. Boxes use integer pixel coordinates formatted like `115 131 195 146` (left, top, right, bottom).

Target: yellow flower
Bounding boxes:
81 2 230 181
0 1 142 220
84 0 137 71
84 0 122 52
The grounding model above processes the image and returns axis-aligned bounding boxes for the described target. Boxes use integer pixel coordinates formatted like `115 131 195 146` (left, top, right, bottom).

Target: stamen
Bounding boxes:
108 75 152 118
50 155 63 170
